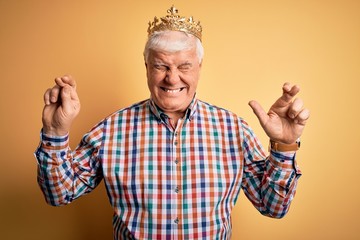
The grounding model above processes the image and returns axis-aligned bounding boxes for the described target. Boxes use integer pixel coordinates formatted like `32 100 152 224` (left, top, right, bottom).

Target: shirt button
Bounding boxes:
175 186 179 193
174 217 179 224
174 141 178 145
174 159 179 164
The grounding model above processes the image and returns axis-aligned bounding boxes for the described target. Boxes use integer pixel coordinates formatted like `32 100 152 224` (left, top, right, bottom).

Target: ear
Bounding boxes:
144 62 149 74
145 62 150 78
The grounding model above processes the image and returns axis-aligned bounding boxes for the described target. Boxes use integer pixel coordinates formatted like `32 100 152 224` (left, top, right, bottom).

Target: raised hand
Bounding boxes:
42 75 80 136
248 83 310 144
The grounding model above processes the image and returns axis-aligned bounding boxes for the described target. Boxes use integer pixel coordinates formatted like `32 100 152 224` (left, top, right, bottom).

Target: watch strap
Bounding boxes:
269 140 300 152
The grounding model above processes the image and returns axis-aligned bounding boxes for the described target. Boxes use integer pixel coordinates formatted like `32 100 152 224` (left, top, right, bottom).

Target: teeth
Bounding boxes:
163 88 183 93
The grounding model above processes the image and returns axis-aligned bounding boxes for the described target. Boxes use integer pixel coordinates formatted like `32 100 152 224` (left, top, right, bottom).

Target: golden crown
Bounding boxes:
147 5 202 41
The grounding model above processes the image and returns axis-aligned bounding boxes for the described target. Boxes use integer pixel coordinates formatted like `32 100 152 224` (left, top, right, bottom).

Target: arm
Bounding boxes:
35 125 104 206
242 83 310 218
35 75 102 206
240 119 301 218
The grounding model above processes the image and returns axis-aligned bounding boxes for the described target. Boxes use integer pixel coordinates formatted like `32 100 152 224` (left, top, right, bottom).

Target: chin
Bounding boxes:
161 103 183 111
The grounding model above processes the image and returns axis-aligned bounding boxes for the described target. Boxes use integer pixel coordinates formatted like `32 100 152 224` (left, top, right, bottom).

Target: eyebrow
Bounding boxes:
151 60 167 67
151 61 193 68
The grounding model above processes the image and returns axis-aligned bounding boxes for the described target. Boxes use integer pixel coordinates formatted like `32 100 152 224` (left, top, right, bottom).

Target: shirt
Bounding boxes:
35 98 301 240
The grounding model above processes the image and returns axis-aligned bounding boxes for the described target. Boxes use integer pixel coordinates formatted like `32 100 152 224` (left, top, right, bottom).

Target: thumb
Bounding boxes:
248 100 268 126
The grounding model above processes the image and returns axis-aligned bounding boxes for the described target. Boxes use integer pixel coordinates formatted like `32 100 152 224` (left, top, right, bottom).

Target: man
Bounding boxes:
35 6 310 240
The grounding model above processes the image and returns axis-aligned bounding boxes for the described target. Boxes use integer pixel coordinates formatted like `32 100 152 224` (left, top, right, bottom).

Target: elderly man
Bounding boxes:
35 6 310 240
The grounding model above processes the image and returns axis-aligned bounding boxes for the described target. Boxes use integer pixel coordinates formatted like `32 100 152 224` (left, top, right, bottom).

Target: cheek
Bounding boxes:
147 72 162 89
188 72 200 89
190 81 199 93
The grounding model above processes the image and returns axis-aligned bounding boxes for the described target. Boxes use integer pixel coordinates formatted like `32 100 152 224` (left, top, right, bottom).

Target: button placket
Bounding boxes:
172 118 184 232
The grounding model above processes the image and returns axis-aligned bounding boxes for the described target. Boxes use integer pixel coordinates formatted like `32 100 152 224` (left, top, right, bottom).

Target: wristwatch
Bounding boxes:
269 139 300 152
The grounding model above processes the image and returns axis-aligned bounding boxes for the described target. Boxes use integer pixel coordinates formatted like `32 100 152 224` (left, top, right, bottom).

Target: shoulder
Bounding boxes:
91 99 150 128
196 99 240 119
196 99 251 128
81 100 150 144
106 99 149 118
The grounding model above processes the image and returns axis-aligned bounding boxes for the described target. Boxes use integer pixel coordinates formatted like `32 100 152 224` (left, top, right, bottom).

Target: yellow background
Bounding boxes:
1 0 359 239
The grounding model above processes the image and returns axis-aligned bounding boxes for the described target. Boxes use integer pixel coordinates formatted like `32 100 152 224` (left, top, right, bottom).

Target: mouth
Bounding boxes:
160 87 186 93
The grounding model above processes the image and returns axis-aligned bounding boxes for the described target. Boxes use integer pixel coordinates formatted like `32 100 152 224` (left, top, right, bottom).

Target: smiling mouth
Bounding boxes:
160 87 185 93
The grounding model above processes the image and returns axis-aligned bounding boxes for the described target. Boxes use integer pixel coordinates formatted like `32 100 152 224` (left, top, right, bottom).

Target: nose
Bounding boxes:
165 69 180 84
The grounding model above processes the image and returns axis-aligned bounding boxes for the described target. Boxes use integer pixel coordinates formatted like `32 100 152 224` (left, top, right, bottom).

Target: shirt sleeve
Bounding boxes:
239 118 302 218
34 123 104 206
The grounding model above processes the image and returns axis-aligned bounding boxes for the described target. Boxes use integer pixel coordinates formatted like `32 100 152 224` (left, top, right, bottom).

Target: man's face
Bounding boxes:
145 41 201 118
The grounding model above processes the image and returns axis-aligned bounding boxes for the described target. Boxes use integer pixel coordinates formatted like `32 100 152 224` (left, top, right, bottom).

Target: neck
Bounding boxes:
167 111 185 126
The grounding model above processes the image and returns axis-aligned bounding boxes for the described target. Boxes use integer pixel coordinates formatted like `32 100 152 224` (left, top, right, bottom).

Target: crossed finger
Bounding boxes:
43 75 76 105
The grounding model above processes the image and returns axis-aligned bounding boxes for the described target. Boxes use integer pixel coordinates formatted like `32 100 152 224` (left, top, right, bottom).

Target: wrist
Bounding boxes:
42 126 69 137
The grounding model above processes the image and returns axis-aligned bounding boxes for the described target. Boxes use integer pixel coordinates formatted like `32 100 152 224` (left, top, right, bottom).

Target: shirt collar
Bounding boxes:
149 95 198 122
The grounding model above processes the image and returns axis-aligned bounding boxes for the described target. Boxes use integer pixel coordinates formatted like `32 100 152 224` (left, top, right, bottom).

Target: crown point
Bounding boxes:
147 6 202 41
168 5 178 15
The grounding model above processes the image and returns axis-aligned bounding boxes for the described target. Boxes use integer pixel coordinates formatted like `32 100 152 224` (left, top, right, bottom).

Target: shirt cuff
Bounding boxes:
40 130 69 151
269 150 300 173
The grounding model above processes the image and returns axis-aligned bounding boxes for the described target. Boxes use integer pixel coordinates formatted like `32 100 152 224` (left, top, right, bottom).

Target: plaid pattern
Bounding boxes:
35 98 301 239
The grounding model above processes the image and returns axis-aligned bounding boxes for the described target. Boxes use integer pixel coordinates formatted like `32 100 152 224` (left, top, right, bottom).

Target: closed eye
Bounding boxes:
178 63 192 72
153 64 168 72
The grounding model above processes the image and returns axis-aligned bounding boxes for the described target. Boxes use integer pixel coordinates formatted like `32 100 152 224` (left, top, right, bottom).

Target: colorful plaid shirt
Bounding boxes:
35 98 301 240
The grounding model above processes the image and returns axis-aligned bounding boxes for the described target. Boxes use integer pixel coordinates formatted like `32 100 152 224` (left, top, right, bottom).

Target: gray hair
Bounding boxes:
143 31 204 63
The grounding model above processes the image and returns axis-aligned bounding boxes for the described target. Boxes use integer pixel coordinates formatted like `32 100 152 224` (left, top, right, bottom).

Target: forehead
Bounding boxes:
148 48 198 64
